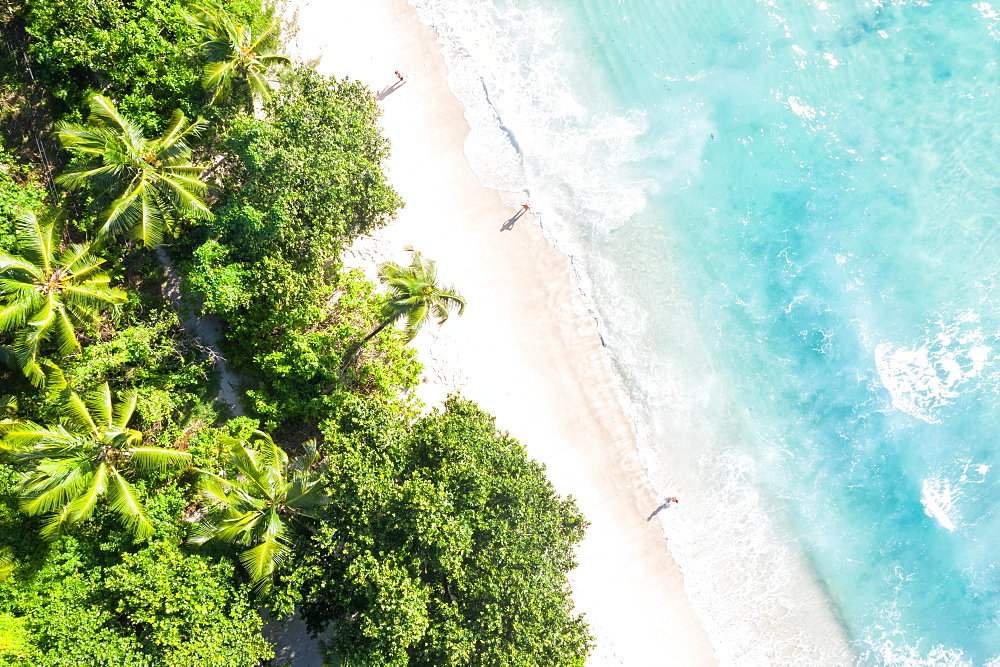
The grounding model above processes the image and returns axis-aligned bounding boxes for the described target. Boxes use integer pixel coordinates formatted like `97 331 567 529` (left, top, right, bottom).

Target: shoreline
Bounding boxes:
286 0 719 664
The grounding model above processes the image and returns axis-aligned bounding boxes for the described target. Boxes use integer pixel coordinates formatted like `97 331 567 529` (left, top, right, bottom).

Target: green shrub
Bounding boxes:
105 541 273 666
285 397 592 666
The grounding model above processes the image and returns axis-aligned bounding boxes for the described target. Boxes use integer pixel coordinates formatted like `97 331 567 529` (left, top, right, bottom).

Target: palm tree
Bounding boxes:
0 210 126 386
343 248 466 368
54 95 212 248
186 2 291 107
1 383 191 539
188 431 327 593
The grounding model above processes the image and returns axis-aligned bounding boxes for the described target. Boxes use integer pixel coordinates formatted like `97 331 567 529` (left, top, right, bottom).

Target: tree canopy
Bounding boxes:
285 397 591 666
2 383 191 538
0 210 125 386
186 1 290 107
188 430 328 592
55 95 212 248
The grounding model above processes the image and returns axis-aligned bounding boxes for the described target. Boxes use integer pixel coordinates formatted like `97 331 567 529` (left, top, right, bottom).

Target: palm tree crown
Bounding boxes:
1 383 191 539
54 95 212 248
186 2 291 106
0 210 126 386
188 431 327 593
374 248 466 343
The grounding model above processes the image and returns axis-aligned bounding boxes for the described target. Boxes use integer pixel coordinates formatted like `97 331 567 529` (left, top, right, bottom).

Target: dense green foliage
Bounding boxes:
0 210 126 385
240 269 423 426
0 150 47 251
0 0 593 663
286 397 591 666
55 95 212 247
22 0 204 134
189 67 401 341
0 458 271 666
20 0 260 133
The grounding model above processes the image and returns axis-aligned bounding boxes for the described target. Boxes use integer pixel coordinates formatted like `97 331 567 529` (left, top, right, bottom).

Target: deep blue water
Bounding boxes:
411 0 1000 663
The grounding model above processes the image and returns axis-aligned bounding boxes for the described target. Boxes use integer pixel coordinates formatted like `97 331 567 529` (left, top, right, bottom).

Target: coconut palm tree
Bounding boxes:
186 1 290 107
54 95 212 248
1 383 191 539
188 431 327 593
343 248 466 369
0 210 126 386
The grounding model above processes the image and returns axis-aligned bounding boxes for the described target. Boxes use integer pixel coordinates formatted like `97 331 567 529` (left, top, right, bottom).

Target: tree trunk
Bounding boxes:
339 318 392 371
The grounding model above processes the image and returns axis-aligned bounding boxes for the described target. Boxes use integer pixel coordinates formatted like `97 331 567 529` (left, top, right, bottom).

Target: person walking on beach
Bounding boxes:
501 203 532 231
377 71 408 100
647 496 679 521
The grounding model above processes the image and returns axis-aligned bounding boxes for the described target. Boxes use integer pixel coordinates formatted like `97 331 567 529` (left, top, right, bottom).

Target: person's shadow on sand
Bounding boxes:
646 497 679 521
501 206 532 231
376 72 407 100
500 211 524 231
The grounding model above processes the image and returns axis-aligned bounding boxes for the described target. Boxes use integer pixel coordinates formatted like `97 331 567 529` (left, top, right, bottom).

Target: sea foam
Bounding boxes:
406 0 857 663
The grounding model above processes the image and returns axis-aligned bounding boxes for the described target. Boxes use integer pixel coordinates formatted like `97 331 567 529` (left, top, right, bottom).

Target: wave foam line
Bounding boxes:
406 0 857 663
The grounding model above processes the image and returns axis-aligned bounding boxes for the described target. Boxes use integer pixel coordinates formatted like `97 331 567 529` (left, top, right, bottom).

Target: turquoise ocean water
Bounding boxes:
408 0 1000 663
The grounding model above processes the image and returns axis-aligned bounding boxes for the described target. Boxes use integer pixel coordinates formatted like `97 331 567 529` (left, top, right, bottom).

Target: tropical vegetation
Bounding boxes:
0 0 593 664
0 210 125 386
186 0 291 107
54 95 212 247
1 382 190 538
188 430 327 592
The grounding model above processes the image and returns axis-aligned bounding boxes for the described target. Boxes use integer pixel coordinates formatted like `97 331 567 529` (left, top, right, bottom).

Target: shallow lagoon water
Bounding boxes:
408 0 1000 663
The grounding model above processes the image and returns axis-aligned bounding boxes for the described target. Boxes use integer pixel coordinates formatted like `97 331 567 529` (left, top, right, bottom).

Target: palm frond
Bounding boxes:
153 172 212 220
85 383 113 429
38 501 75 540
107 469 154 539
66 461 108 523
111 389 138 429
0 420 62 450
97 180 154 243
0 293 42 334
50 305 78 357
60 388 99 437
53 123 114 157
12 210 49 270
87 95 133 140
129 447 192 473
202 60 236 103
239 533 289 593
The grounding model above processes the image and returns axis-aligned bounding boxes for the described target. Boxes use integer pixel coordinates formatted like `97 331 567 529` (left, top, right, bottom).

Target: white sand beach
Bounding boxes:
285 0 719 664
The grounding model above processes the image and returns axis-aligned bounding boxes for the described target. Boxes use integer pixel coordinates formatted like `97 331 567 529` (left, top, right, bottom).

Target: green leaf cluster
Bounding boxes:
0 151 47 252
0 535 271 665
243 269 422 425
186 67 402 347
21 0 204 134
104 540 273 666
287 397 592 666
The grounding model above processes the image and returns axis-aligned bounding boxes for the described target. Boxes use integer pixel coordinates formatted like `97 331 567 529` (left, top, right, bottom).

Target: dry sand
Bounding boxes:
286 0 719 664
